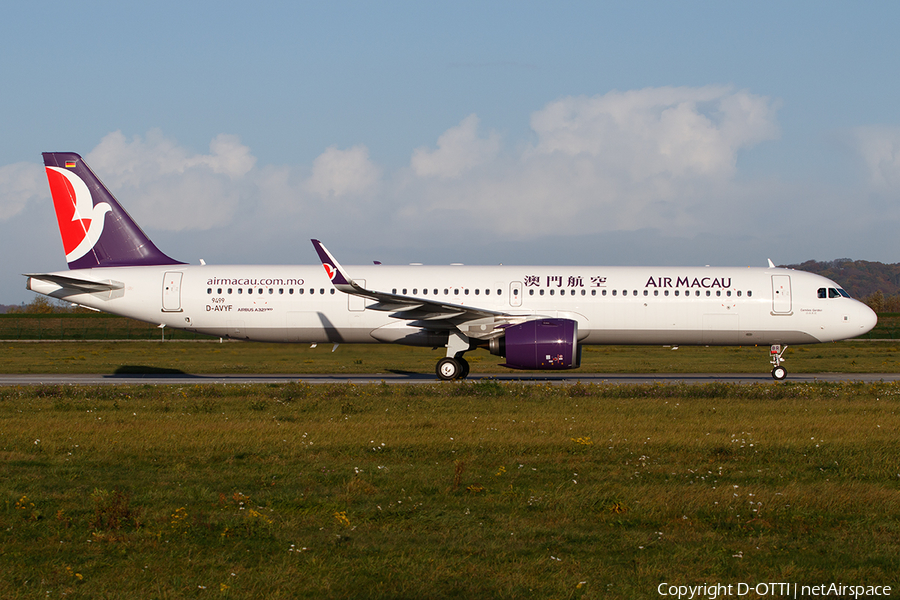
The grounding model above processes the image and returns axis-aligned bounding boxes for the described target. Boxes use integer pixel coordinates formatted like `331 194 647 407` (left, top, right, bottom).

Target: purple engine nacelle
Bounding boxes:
490 318 581 370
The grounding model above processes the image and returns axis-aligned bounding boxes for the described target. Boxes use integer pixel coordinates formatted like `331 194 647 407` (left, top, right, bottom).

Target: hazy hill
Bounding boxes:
783 259 900 299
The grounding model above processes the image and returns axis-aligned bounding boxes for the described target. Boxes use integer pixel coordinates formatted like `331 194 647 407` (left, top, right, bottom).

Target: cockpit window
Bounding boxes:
820 287 852 299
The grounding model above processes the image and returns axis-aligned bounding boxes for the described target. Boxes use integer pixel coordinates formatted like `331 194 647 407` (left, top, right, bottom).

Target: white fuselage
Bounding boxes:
28 263 877 347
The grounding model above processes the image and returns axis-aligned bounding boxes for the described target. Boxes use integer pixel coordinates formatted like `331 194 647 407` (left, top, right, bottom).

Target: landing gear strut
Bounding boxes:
770 345 787 381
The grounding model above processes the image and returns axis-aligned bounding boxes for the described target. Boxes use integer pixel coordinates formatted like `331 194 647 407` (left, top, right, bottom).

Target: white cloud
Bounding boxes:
84 130 256 231
0 162 44 222
852 126 900 190
306 145 381 198
529 86 778 179
410 114 500 178
398 86 781 236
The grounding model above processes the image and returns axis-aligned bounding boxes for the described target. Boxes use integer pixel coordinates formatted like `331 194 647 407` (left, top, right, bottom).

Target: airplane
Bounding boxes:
26 152 877 381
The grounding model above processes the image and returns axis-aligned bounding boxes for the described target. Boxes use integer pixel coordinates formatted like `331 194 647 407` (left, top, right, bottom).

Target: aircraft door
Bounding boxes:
162 272 183 312
509 281 522 307
771 275 792 314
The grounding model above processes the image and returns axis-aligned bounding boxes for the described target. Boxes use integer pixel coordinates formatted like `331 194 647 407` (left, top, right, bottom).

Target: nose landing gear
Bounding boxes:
770 345 787 380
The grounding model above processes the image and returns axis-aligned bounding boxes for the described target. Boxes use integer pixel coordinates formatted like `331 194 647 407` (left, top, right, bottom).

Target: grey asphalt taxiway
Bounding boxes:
1 372 899 386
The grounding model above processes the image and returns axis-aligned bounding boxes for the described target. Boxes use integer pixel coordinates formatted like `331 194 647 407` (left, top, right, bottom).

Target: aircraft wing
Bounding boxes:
311 240 525 338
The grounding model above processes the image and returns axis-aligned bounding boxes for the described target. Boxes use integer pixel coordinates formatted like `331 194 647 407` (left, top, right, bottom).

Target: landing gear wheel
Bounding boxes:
437 357 463 381
458 357 470 379
772 366 787 381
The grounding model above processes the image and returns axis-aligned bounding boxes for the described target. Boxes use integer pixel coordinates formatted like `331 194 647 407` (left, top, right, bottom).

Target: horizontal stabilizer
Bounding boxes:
25 273 124 294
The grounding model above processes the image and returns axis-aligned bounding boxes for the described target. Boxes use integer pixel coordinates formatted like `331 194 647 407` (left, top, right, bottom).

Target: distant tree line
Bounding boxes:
4 296 93 315
785 259 900 314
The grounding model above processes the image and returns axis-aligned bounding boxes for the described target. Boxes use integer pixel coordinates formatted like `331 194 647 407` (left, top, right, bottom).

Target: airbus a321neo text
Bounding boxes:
26 153 877 380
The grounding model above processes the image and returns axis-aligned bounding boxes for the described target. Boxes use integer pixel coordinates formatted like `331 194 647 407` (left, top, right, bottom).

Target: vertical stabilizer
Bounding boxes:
42 152 183 269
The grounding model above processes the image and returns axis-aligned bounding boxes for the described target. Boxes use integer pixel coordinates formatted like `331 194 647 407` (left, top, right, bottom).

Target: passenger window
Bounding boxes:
299 289 304 294
238 288 243 294
612 290 617 296
726 291 732 297
227 288 232 294
402 288 407 295
634 290 638 296
207 288 212 294
591 290 596 296
737 291 742 297
747 291 752 297
582 290 586 296
674 290 680 297
330 289 335 294
716 290 721 297
289 289 294 295
248 288 253 294
320 289 325 295
654 290 659 296
269 288 274 294
529 289 534 296
474 289 479 295
643 290 648 296
550 289 555 296
540 289 545 296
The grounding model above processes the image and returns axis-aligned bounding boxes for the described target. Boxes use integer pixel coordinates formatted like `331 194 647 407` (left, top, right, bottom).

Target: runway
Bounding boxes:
2 372 899 386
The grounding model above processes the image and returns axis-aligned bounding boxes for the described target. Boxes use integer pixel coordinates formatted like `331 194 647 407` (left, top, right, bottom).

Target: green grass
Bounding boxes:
2 340 900 375
2 382 899 598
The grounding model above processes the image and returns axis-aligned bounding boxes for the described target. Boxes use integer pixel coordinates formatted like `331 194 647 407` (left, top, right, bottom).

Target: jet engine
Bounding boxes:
490 318 581 370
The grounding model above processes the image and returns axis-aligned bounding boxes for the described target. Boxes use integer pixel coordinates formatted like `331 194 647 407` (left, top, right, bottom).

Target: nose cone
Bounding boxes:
857 302 878 336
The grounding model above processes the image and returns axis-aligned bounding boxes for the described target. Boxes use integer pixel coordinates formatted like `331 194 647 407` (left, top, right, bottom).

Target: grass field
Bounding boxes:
2 381 899 598
1 339 900 377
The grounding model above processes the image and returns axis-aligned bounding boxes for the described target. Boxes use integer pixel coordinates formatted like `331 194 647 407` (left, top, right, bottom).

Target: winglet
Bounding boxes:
311 239 352 287
767 259 776 269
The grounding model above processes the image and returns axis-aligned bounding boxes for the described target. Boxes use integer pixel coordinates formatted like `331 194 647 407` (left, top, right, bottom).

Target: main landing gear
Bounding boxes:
436 356 470 381
436 331 474 381
770 344 787 381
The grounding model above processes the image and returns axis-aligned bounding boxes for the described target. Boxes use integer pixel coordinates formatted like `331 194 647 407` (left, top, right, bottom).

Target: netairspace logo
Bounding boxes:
657 582 892 599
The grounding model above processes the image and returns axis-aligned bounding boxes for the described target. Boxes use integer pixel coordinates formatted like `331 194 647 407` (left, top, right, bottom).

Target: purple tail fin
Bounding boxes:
42 152 183 269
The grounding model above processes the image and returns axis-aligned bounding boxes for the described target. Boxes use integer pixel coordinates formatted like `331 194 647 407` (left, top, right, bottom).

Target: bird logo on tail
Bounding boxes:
45 165 111 264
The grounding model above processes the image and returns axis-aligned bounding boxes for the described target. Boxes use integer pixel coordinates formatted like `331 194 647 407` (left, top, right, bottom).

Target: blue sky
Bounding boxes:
2 1 900 304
